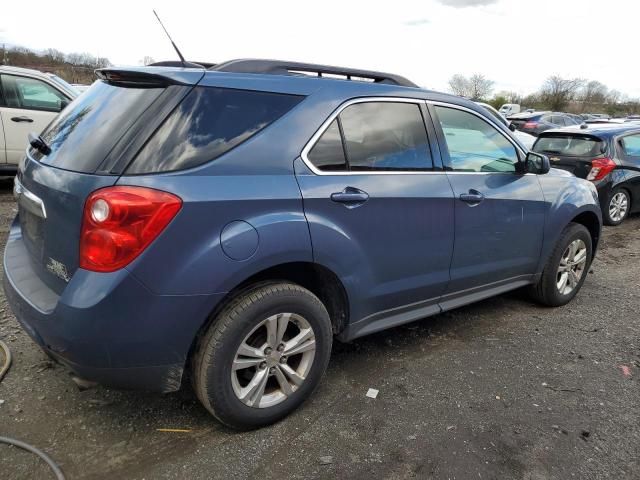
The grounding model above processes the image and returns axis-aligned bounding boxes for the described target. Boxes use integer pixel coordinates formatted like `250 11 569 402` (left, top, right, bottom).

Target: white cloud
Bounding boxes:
436 0 498 7
1 0 639 98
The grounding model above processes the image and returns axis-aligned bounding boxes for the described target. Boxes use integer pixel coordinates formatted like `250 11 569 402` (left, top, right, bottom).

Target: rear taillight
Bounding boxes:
586 157 616 182
80 186 182 272
523 121 538 129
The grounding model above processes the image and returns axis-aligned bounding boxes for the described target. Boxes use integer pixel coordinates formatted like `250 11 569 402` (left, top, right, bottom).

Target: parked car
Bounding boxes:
4 59 602 430
475 102 536 148
0 66 78 172
532 124 640 225
499 103 520 116
508 111 581 136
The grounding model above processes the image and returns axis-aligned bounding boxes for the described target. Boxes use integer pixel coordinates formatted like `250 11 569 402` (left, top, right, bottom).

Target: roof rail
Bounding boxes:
210 59 418 88
148 60 217 69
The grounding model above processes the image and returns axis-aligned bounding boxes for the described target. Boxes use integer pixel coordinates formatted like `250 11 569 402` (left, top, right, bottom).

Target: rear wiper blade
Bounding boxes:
28 132 51 156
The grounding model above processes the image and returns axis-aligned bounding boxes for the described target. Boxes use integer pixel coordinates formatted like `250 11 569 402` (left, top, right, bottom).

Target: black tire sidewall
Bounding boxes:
197 284 332 430
541 224 592 306
604 188 630 226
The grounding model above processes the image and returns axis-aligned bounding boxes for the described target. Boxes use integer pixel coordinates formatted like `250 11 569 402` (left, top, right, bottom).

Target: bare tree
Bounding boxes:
142 56 155 66
448 74 470 97
467 74 494 100
540 76 584 111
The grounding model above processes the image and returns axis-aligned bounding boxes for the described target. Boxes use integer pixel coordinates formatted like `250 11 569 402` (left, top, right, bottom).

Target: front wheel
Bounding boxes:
192 282 332 430
529 223 592 307
604 188 630 226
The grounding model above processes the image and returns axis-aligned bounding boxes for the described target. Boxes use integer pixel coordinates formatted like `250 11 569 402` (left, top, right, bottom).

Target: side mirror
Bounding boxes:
508 123 517 132
525 152 550 174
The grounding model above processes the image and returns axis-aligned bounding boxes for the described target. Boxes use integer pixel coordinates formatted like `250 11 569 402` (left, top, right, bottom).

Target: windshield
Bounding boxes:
533 135 604 157
32 80 165 173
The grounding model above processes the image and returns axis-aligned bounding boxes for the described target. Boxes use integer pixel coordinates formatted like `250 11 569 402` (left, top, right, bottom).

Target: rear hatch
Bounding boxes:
14 69 199 294
508 113 540 132
532 132 607 178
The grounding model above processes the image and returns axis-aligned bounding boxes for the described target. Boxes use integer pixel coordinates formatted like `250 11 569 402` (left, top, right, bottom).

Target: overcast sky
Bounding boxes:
1 0 639 97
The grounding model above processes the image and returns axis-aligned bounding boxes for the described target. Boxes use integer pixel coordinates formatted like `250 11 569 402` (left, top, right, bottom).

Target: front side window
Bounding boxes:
435 105 519 173
0 74 68 112
621 134 640 156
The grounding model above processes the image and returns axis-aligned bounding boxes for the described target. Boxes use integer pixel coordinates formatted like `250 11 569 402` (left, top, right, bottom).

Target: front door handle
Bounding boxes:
330 187 369 207
459 190 484 205
11 116 34 123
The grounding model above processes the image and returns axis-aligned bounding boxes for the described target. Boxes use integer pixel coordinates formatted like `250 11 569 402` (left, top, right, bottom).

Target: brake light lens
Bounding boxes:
523 121 538 129
80 186 182 272
586 157 616 182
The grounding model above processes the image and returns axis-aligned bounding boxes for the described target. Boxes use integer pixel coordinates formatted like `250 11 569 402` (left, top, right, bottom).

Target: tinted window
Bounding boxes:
621 134 640 156
435 106 519 173
33 80 165 172
534 135 603 157
129 87 303 174
308 119 347 171
1 74 67 112
338 102 432 171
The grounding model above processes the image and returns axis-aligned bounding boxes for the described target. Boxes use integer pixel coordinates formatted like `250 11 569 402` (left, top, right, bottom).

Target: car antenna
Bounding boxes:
152 9 187 67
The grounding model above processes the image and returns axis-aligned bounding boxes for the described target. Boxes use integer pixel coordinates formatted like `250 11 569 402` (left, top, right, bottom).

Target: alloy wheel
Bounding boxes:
556 239 587 295
231 313 316 408
609 192 629 223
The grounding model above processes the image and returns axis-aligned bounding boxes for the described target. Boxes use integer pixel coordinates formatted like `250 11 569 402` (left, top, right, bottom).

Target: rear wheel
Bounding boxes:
604 187 630 226
529 223 592 307
192 282 332 430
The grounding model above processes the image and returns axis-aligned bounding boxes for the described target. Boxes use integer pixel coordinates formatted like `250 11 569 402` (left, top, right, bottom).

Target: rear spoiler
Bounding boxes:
95 67 205 87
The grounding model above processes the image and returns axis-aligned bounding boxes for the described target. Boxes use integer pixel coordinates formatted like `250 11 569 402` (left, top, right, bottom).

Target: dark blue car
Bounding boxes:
4 60 602 429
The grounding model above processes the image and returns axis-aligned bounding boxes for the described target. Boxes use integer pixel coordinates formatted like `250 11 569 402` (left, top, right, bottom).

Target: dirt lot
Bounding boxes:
0 176 638 480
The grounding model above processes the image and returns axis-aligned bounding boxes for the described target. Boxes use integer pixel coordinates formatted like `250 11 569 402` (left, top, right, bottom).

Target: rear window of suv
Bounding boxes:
534 135 604 157
127 87 303 174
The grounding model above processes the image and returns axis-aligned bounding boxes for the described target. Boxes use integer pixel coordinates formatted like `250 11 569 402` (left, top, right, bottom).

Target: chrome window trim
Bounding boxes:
300 97 439 176
300 97 530 176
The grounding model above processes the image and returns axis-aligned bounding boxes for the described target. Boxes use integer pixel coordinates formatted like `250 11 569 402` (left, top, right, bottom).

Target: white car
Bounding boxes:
475 102 536 149
0 66 79 172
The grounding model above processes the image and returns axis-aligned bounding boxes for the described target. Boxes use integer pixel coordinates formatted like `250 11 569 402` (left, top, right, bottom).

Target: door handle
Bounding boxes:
459 190 484 205
11 116 34 123
330 187 369 207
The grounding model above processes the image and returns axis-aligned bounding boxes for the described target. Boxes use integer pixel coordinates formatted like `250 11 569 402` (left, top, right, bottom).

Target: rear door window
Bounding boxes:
128 87 304 174
339 102 433 171
307 119 347 171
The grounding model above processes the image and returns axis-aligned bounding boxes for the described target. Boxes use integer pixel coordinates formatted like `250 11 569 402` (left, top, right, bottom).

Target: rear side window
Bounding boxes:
621 134 640 156
534 135 604 157
127 87 303 174
307 101 433 172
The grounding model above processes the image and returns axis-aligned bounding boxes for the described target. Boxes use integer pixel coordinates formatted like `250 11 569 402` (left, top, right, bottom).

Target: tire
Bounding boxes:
192 282 332 430
529 223 592 307
603 187 630 226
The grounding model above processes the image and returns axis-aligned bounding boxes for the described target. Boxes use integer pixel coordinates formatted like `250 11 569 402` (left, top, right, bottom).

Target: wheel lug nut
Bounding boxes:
277 344 285 352
259 362 267 370
269 367 276 375
280 356 287 364
264 347 272 355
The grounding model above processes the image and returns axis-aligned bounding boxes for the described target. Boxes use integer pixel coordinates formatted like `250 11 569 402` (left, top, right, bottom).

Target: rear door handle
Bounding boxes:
11 116 33 123
330 187 369 207
459 190 484 205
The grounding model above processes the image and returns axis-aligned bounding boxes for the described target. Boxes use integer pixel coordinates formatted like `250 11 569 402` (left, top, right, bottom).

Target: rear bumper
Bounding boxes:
3 217 224 392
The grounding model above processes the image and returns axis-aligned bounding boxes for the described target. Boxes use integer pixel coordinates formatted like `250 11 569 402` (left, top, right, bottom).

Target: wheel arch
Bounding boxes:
571 210 601 253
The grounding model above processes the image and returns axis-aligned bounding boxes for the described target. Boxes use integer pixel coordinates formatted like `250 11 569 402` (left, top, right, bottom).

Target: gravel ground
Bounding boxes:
0 176 638 480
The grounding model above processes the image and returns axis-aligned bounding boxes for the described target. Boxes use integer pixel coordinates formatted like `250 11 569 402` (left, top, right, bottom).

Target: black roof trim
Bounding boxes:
210 59 418 88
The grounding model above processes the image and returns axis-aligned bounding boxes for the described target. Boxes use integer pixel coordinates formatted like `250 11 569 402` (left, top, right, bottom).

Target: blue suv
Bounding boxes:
4 60 602 429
